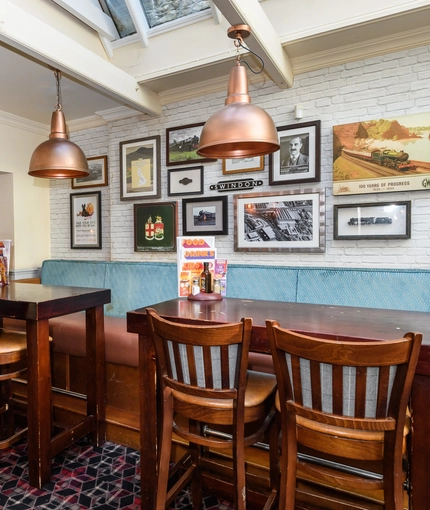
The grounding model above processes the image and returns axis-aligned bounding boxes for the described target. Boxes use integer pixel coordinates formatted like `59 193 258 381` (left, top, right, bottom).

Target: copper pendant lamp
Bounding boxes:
197 25 280 159
28 70 89 179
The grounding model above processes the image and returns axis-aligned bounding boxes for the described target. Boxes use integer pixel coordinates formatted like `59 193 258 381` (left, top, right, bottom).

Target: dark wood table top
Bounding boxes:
127 297 430 375
0 282 111 320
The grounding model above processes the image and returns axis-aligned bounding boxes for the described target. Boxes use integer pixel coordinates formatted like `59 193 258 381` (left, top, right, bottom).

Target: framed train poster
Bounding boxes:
333 112 430 195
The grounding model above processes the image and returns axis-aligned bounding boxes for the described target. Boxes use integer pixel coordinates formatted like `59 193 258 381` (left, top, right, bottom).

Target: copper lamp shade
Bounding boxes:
197 27 280 159
28 71 89 179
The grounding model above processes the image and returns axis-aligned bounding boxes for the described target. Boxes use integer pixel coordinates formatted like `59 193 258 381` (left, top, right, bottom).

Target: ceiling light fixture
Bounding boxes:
28 70 89 179
197 25 280 159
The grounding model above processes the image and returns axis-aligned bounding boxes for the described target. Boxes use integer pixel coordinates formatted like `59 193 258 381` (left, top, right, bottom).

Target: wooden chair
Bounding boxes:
0 328 28 447
265 320 422 510
146 308 278 510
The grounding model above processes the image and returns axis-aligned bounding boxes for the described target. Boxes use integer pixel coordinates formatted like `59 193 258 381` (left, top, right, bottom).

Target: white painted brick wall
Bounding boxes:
50 44 430 268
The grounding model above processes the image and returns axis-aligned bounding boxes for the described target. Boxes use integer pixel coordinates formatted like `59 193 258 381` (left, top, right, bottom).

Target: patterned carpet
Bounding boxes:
0 439 234 509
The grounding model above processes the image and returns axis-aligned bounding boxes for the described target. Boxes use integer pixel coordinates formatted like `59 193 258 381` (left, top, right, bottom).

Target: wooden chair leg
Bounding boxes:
156 393 174 510
232 420 246 510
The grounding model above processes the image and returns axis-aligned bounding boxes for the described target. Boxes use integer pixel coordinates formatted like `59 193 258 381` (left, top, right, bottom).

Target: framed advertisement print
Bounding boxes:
333 201 411 240
222 156 264 175
182 196 228 236
120 135 161 200
70 191 102 249
166 122 215 166
234 188 325 252
269 120 321 186
72 156 108 189
167 166 204 196
134 202 177 252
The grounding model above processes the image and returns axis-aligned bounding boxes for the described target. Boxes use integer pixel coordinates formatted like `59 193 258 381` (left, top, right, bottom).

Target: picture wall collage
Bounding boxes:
69 112 430 252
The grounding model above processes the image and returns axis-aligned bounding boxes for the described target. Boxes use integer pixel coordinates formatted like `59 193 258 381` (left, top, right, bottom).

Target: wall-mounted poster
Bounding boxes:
333 112 430 195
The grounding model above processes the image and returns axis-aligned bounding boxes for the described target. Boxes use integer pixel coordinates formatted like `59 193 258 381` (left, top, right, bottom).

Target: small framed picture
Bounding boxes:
134 202 177 252
234 188 325 252
70 191 102 249
120 135 161 200
222 156 264 175
72 156 108 189
166 122 215 166
269 120 321 186
333 201 411 240
182 196 228 236
167 166 204 196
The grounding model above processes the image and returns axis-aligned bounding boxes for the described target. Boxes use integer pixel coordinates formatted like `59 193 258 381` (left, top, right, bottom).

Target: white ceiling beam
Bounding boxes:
51 0 120 40
212 0 293 88
208 1 223 25
0 1 162 116
124 0 150 48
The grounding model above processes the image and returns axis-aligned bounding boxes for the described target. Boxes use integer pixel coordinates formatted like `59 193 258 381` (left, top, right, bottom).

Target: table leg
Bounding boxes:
26 318 52 488
139 332 157 510
86 305 106 446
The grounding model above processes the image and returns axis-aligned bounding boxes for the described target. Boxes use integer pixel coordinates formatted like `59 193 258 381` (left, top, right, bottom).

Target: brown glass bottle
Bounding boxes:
200 262 212 293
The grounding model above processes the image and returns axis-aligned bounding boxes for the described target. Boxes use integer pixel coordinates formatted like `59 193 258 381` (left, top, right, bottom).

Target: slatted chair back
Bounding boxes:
266 320 422 510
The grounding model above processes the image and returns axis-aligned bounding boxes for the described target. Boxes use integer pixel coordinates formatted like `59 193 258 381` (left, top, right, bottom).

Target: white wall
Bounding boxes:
49 44 430 268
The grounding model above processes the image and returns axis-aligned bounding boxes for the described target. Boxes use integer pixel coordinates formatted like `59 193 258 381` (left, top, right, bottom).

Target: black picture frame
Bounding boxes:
70 191 102 249
333 201 411 240
166 122 215 166
269 120 321 186
167 166 204 196
182 196 228 236
134 202 177 252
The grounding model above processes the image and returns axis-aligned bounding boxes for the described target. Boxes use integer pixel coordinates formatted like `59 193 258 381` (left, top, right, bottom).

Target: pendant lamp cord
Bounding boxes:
54 70 62 111
234 37 265 75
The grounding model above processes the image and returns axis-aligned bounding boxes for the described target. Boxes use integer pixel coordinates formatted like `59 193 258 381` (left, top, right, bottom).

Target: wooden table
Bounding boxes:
127 297 430 509
0 283 111 488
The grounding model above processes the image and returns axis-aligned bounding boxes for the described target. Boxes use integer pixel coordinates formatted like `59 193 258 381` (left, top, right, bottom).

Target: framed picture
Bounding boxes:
72 156 108 189
120 135 161 200
234 188 325 252
166 122 215 166
70 191 102 249
269 120 321 186
333 112 430 196
182 196 228 236
167 166 204 196
134 202 177 252
222 156 264 175
333 201 411 240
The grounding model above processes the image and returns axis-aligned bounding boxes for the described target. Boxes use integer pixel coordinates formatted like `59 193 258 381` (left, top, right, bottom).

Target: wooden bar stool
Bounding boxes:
0 328 28 448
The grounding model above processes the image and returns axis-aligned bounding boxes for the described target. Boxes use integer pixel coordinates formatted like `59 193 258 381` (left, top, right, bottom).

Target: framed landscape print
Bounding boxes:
70 191 102 249
166 122 215 166
269 121 321 186
120 136 161 200
222 156 264 175
134 202 177 252
234 188 325 252
72 156 108 189
334 201 411 240
333 112 430 195
182 196 228 236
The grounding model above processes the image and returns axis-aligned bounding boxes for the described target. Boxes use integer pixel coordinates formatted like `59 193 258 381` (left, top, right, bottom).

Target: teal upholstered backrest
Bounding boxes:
41 259 107 289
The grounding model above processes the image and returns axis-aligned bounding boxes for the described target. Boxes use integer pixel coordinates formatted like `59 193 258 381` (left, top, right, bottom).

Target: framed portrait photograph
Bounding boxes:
166 122 215 166
333 201 411 240
120 135 161 200
269 120 321 186
72 156 108 189
134 202 177 252
167 166 204 196
222 156 264 175
234 188 325 252
182 196 228 236
70 191 102 249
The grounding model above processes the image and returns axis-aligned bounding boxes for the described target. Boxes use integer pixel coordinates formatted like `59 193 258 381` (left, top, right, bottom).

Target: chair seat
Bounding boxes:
0 329 27 364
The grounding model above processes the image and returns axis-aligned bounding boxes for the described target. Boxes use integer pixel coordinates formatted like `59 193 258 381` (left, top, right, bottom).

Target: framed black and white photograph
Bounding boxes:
120 135 161 200
333 201 411 240
72 156 108 189
70 191 102 249
269 120 321 186
234 188 325 252
182 196 228 236
166 122 215 166
134 202 177 252
222 156 264 175
167 166 204 196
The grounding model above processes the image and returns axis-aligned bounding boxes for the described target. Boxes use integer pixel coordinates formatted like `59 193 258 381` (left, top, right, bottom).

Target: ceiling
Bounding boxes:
1 0 429 132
